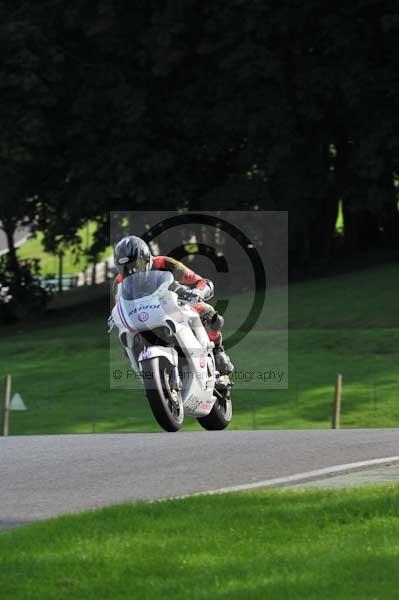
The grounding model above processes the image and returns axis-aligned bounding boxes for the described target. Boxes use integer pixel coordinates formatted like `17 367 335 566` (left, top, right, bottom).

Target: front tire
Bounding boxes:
142 357 184 432
197 385 232 431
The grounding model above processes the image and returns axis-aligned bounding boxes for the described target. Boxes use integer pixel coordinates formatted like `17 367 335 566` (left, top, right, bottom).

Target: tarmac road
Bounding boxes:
1 429 398 530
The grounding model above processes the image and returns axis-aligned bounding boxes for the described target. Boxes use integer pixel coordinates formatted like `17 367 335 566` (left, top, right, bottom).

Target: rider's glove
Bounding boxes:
200 280 214 301
188 281 214 302
187 289 203 304
175 285 202 304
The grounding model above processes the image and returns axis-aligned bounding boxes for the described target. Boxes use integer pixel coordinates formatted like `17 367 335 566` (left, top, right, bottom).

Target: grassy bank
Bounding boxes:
1 485 399 599
17 222 113 276
1 263 398 434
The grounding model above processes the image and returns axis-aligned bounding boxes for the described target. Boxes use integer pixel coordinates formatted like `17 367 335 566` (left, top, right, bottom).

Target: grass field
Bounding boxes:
1 485 399 599
1 262 399 434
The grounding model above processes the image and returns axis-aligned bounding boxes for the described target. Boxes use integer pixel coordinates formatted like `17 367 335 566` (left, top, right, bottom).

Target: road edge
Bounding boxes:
189 455 399 497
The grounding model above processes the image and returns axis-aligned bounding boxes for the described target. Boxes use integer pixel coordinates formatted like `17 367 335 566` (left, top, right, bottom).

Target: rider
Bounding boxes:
113 235 234 375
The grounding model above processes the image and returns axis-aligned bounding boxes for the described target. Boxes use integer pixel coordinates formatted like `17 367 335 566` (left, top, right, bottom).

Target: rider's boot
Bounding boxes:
214 344 234 375
206 312 234 375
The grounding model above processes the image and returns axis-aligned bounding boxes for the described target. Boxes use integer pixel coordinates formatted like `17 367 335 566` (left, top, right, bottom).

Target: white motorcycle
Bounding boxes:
110 270 233 432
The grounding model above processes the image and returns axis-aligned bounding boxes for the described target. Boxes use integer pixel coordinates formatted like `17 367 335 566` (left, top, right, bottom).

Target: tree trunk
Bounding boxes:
58 251 64 293
310 195 339 261
3 221 21 285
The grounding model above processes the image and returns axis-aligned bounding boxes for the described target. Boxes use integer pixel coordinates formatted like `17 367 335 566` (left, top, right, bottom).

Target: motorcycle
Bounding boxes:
109 270 233 432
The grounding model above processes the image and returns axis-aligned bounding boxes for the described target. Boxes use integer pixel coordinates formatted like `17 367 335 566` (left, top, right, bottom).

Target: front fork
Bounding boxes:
137 346 182 392
170 365 183 392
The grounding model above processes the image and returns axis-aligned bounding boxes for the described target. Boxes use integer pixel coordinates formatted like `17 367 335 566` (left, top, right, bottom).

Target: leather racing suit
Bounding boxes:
115 255 223 345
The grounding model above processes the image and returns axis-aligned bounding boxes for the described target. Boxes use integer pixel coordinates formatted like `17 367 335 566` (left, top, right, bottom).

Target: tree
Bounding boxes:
2 0 398 281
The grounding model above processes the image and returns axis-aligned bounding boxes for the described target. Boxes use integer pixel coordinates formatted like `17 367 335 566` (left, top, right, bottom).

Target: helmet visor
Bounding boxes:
119 255 152 276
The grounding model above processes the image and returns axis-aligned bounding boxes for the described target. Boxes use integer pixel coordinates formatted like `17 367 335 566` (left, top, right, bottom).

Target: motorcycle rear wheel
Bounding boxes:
142 357 184 432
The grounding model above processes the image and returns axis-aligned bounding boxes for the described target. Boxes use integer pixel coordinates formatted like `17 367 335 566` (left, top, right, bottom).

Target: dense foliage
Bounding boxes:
0 0 398 278
0 256 47 322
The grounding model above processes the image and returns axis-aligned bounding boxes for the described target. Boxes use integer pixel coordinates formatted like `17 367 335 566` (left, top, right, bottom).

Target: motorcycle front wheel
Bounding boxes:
197 385 232 431
141 357 184 432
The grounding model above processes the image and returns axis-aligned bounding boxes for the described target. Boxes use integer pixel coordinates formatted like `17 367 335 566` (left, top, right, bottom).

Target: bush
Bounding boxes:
0 256 49 323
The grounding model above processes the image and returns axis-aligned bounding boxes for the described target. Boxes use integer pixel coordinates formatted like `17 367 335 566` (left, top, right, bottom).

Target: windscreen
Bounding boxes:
121 270 174 300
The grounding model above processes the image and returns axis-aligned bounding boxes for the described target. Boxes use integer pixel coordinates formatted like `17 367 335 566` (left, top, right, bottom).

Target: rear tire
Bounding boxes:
142 357 184 432
197 386 232 431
